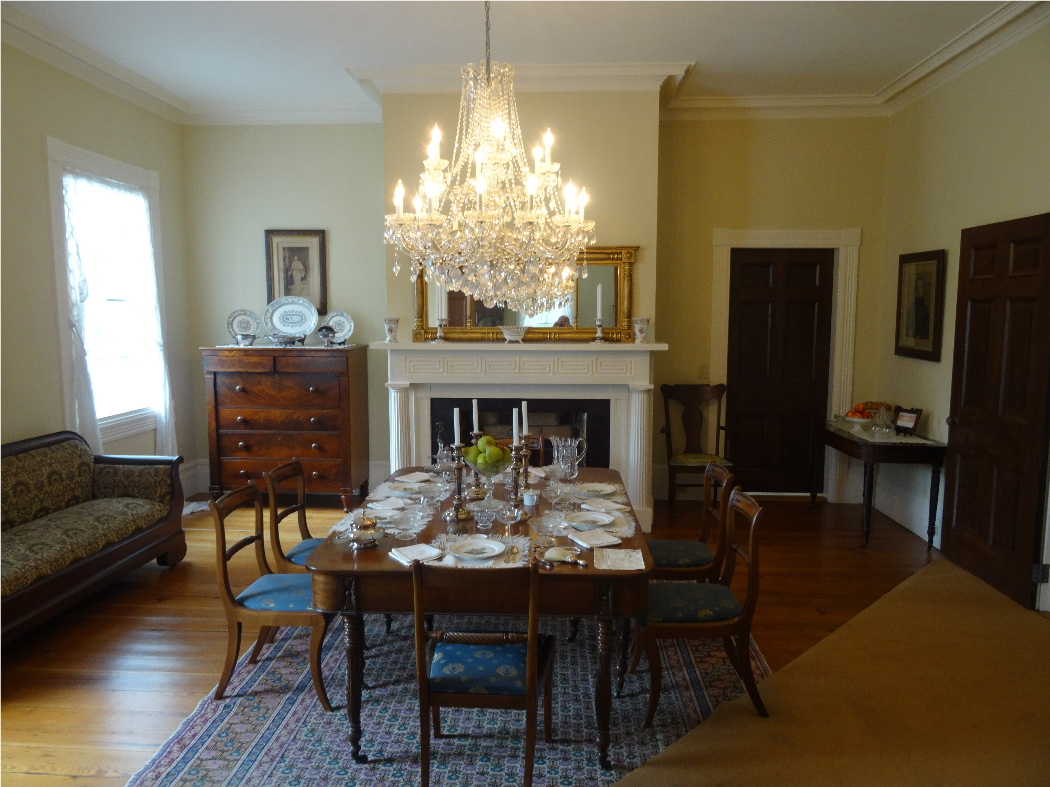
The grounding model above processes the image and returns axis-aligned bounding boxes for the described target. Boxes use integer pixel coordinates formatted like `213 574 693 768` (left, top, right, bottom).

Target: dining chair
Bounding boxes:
647 463 735 581
411 561 555 787
210 481 333 711
261 460 327 573
632 486 768 726
661 383 729 502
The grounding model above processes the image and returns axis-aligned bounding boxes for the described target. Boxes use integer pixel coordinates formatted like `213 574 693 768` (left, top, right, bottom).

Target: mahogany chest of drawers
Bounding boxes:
201 345 369 507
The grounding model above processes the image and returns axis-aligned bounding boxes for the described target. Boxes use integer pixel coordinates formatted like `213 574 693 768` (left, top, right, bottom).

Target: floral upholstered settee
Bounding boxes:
1 431 186 643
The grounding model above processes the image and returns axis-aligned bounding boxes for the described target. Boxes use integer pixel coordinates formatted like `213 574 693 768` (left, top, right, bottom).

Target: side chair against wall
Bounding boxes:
412 561 555 787
262 460 327 573
631 487 768 726
661 383 729 503
209 481 333 712
647 462 735 581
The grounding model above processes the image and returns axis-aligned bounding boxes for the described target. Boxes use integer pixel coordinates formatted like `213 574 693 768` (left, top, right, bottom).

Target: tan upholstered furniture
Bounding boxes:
1 430 185 643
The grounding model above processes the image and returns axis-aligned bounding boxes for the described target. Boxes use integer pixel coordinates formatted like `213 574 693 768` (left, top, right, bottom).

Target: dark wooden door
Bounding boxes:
942 213 1050 607
726 248 834 492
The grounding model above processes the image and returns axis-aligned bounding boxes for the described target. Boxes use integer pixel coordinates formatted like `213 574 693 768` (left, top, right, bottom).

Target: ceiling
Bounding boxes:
2 1 1045 124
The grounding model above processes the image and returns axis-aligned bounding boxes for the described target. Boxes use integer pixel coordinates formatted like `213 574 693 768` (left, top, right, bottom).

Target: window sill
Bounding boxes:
99 408 156 443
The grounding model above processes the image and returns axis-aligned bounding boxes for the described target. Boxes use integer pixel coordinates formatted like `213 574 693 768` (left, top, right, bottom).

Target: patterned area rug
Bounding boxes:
128 615 768 786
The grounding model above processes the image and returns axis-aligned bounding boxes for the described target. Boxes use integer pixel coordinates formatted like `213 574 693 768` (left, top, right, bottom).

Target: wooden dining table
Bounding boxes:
306 466 653 770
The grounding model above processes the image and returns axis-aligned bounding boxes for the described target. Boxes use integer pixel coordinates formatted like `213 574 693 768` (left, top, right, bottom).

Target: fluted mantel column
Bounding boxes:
386 382 413 472
627 384 655 532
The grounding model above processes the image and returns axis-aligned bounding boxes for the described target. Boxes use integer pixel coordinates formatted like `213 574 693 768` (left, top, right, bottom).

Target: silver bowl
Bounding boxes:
233 333 256 346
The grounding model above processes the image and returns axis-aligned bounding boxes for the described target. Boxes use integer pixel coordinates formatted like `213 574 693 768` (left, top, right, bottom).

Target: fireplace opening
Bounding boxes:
430 398 610 468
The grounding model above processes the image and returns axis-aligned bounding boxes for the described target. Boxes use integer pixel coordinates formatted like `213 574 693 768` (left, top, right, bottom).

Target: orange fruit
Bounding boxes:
853 403 866 413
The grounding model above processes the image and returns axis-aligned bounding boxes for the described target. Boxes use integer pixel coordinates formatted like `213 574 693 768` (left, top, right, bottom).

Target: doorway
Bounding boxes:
941 212 1050 607
725 248 834 492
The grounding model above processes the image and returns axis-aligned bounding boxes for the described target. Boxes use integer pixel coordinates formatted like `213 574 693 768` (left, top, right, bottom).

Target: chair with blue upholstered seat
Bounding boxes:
262 460 327 573
210 481 333 711
647 462 735 582
632 487 768 726
661 383 729 503
412 561 555 787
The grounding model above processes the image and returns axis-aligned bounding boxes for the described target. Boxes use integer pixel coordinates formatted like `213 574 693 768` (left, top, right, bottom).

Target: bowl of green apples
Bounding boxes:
462 435 514 478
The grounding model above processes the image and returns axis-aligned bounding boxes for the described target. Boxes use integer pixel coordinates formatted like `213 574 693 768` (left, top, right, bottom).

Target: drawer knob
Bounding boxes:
311 443 321 451
235 385 245 393
311 471 321 479
238 470 248 477
309 417 319 425
238 442 248 450
236 416 246 423
309 386 318 393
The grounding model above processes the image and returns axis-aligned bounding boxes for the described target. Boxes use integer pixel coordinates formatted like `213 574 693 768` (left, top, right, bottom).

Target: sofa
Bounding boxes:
1 430 186 643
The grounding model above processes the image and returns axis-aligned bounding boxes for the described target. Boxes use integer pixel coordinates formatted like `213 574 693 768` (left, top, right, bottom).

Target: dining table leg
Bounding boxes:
594 616 614 770
342 611 368 763
861 459 876 547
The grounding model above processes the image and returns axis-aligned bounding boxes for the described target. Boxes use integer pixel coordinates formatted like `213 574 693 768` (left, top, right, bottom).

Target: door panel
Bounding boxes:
726 249 834 492
942 213 1050 607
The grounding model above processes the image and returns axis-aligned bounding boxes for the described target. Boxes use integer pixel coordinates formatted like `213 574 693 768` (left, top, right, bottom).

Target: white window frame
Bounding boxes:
46 138 169 443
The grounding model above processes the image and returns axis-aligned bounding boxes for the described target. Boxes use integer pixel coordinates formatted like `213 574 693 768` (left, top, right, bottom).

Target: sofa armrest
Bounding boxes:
93 455 184 506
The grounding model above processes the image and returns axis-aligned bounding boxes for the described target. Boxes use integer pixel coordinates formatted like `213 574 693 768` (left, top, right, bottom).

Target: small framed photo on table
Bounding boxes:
894 249 945 362
265 229 327 313
894 407 923 436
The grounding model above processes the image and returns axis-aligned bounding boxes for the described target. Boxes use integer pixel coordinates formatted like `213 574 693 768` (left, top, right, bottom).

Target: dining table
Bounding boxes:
306 465 653 770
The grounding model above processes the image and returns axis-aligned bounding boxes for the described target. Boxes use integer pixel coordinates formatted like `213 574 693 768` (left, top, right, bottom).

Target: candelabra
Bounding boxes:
509 440 526 510
442 442 472 532
467 430 487 501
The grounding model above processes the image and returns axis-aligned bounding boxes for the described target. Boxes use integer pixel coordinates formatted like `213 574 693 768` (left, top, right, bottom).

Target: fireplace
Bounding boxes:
373 340 667 530
430 397 611 468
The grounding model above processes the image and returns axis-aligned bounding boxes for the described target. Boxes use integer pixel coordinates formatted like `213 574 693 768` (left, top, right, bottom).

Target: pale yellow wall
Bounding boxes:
655 114 888 402
882 23 1050 444
381 90 660 332
0 44 192 453
182 124 387 462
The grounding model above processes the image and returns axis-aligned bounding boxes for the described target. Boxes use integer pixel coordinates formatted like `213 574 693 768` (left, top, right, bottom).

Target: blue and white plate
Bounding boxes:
321 310 354 342
264 296 318 338
227 309 261 338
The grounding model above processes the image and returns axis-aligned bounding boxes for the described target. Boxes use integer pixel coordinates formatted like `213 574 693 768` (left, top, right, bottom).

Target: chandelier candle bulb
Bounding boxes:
543 129 553 165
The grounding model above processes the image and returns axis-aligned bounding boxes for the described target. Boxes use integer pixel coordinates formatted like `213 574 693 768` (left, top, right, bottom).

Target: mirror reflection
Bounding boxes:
414 246 637 342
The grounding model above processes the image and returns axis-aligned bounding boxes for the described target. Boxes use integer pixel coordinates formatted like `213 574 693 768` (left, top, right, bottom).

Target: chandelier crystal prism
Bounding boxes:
383 2 596 318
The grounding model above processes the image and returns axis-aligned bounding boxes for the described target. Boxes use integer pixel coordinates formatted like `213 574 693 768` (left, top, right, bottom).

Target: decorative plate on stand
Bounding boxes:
321 310 354 342
227 309 261 338
264 296 318 338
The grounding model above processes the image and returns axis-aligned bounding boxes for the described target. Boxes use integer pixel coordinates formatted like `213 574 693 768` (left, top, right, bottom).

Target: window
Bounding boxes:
47 139 176 454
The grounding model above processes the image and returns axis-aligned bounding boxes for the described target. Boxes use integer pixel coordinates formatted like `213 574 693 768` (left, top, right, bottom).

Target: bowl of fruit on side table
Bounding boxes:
840 401 895 433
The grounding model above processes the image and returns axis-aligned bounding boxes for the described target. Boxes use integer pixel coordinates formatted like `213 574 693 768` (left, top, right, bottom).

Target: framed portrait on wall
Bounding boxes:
894 249 946 362
265 229 327 314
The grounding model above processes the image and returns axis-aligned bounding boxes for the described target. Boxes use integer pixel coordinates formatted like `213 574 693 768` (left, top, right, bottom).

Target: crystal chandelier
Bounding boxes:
383 2 596 318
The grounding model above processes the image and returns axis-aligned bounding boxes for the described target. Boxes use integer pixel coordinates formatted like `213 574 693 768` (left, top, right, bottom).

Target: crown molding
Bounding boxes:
1 4 190 123
664 1 1047 121
185 104 382 127
350 63 693 95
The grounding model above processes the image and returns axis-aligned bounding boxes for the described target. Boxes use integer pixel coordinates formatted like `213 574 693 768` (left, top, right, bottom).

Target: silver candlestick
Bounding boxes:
593 317 604 343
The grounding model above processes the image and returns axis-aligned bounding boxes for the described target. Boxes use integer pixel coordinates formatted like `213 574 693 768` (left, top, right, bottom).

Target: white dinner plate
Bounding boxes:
264 296 319 338
563 511 616 529
386 482 422 497
227 309 261 338
575 483 617 498
447 538 506 561
321 310 354 342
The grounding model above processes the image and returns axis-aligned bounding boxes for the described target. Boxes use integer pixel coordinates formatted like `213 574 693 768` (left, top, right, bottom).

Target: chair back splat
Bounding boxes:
411 561 555 787
209 481 333 711
660 383 728 502
262 460 326 573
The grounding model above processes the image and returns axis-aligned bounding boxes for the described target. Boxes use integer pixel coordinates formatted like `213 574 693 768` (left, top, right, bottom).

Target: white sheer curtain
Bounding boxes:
61 171 177 456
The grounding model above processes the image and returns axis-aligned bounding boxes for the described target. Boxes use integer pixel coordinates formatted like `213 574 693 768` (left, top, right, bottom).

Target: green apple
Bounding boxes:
485 445 504 463
463 445 481 463
477 435 496 449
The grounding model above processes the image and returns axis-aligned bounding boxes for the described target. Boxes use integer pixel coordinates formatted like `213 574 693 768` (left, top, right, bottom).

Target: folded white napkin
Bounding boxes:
594 548 645 571
568 529 622 549
581 499 628 512
529 467 546 479
396 471 432 482
389 543 444 566
367 497 406 510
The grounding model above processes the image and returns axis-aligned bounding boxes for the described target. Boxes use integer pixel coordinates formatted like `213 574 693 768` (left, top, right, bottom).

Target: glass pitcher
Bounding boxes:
550 436 587 480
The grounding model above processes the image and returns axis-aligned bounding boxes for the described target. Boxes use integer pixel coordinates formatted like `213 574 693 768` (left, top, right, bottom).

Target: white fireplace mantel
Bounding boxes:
372 341 668 530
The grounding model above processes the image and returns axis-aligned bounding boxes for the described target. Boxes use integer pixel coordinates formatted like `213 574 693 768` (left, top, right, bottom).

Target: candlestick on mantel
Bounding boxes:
453 408 461 443
472 399 480 433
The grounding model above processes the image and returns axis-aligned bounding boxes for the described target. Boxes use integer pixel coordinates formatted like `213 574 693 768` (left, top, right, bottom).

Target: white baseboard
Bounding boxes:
179 458 209 499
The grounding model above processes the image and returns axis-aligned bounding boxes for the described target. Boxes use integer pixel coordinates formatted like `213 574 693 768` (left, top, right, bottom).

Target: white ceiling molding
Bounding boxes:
664 1 1047 122
349 63 694 96
1 4 189 124
187 104 382 127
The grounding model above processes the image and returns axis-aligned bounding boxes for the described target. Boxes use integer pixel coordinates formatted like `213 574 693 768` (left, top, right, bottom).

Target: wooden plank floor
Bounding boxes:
1 497 936 785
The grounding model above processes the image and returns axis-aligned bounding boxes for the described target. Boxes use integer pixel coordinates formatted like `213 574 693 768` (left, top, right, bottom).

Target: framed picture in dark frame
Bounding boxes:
893 407 923 436
265 229 327 314
894 249 945 362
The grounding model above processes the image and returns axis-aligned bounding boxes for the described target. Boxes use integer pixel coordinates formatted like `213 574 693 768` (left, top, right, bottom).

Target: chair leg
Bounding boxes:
727 634 769 717
628 618 645 674
214 620 242 700
384 613 393 633
248 626 272 664
432 706 442 738
419 700 432 787
309 618 333 712
643 637 662 728
543 665 554 743
567 617 581 643
524 698 538 787
668 467 676 503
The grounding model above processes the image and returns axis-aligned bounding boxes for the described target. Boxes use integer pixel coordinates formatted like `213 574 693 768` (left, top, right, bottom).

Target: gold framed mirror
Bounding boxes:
412 246 638 342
